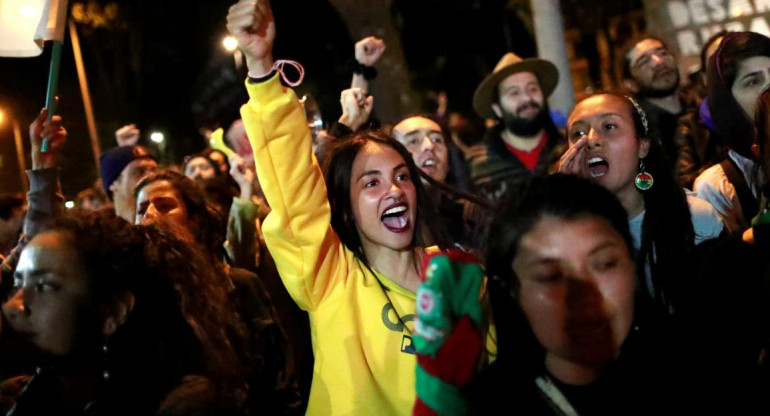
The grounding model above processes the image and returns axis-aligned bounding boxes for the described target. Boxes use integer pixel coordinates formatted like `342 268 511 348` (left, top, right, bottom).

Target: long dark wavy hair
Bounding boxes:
486 174 634 366
324 130 450 267
11 210 245 414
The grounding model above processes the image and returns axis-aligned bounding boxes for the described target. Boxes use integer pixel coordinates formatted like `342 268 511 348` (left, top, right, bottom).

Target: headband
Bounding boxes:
624 95 649 136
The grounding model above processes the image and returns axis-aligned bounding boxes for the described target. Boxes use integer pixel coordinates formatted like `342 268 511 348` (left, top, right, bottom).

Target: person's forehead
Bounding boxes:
629 38 667 63
139 180 178 198
498 71 540 91
569 95 629 124
393 117 442 137
17 231 73 272
354 143 405 172
125 158 157 174
735 55 770 76
187 157 212 167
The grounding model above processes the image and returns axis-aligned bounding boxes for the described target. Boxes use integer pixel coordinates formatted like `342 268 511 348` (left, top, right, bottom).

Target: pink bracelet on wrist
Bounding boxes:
248 60 305 87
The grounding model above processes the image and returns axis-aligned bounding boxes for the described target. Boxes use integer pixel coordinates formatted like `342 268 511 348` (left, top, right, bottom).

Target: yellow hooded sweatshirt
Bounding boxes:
241 73 418 416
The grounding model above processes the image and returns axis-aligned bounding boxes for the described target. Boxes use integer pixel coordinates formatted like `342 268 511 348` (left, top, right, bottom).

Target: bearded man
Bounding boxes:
623 36 692 166
470 53 564 203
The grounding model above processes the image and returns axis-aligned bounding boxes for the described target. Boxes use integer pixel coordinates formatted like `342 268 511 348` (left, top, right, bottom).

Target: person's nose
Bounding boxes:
524 89 535 102
650 53 665 67
142 203 159 223
564 267 603 309
386 181 406 199
3 288 30 327
420 135 435 153
585 128 601 149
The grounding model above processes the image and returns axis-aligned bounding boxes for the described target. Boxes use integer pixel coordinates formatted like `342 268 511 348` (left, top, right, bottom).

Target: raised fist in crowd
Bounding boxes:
338 87 373 132
226 0 275 75
115 124 140 147
30 108 66 170
355 36 386 67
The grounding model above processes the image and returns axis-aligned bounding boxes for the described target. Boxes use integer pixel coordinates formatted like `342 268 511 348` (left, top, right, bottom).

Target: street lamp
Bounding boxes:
150 132 164 143
222 36 238 52
150 131 167 164
223 35 242 70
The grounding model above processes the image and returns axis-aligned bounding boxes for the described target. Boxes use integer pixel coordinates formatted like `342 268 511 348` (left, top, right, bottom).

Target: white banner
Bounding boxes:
643 0 770 75
0 0 68 57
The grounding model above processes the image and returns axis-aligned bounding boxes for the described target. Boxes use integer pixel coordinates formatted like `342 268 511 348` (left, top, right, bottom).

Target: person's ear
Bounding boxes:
638 138 651 159
102 291 135 336
108 178 120 195
751 142 761 160
491 103 503 119
623 78 640 94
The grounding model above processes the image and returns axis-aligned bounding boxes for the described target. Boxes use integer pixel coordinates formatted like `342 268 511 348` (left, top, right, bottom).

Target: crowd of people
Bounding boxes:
1 0 770 414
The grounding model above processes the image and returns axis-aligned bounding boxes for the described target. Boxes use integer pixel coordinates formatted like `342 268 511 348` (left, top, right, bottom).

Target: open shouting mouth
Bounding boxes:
380 202 410 233
587 156 609 178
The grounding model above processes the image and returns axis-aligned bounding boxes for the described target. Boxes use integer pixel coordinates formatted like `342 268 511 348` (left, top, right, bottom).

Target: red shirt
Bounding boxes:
504 132 548 170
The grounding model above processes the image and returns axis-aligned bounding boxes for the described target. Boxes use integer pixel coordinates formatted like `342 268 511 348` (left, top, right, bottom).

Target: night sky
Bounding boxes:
0 0 565 197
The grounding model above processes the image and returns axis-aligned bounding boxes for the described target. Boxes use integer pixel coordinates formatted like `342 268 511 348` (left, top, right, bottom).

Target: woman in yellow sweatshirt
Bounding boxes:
227 1 450 414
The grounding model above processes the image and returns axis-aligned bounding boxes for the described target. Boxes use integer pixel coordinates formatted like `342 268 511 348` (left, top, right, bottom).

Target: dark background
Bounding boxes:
0 0 642 198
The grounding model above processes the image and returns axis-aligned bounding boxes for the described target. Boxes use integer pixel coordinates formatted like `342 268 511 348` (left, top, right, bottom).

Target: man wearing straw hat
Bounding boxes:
470 52 564 203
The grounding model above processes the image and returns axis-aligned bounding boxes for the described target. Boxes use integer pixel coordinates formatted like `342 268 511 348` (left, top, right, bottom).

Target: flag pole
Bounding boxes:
41 40 63 152
68 19 101 174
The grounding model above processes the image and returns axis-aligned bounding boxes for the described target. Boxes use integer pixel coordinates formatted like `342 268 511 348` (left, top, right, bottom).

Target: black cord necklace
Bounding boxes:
374 272 413 335
364 249 423 335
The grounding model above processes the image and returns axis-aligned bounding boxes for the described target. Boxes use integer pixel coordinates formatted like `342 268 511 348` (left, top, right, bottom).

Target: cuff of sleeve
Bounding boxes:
26 168 60 193
244 72 286 113
232 197 260 219
248 70 278 84
329 121 354 139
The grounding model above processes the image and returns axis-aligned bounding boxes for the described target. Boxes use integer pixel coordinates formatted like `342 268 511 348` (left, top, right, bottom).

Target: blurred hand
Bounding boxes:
115 124 140 146
338 87 373 131
226 0 275 75
30 108 66 170
557 137 586 176
355 36 386 67
229 153 255 199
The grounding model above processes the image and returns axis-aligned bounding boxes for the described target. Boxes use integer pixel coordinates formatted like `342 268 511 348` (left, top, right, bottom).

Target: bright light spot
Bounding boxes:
150 132 164 143
223 36 238 52
18 4 38 19
0 110 4 126
65 201 75 209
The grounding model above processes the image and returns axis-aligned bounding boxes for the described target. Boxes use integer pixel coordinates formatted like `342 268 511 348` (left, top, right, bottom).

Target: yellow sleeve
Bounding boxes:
240 74 348 311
